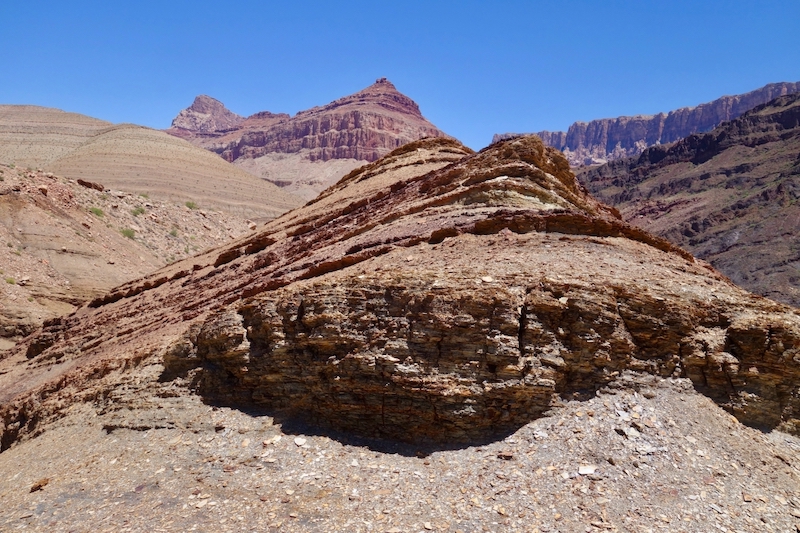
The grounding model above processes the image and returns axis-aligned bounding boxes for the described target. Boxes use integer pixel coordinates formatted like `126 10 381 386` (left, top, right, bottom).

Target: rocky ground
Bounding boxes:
2 136 799 532
0 372 798 532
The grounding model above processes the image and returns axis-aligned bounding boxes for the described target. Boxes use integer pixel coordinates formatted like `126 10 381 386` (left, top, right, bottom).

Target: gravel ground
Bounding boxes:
1 372 799 533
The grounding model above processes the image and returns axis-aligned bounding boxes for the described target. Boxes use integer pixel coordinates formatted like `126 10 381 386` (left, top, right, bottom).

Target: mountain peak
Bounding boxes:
170 95 244 133
187 95 227 113
305 78 423 118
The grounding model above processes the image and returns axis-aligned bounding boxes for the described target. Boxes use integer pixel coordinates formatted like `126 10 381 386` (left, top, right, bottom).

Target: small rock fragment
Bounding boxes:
30 478 50 492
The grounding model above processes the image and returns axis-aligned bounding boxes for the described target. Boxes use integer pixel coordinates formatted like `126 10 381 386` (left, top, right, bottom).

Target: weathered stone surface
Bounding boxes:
1 136 799 449
495 81 800 166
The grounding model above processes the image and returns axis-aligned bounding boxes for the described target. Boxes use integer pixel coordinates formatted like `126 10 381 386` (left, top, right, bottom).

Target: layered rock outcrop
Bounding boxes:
579 92 800 308
2 137 799 450
495 81 800 166
169 95 244 135
165 79 449 199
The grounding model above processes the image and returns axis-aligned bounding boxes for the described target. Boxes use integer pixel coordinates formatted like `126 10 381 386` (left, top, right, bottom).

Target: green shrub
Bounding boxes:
120 228 135 239
185 201 198 210
89 207 104 217
131 207 145 216
5 277 15 284
169 229 178 237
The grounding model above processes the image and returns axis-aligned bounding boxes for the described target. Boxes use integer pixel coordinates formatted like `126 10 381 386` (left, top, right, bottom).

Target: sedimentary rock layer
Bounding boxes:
495 81 800 166
579 92 800 308
166 79 448 199
1 137 799 449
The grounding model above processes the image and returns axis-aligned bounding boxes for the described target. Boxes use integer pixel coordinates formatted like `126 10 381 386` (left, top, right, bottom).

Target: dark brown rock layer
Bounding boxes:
578 92 800 308
1 136 799 450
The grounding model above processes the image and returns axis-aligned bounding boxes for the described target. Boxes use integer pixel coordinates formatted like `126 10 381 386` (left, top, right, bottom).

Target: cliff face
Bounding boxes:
2 136 799 452
165 79 448 199
579 92 800 308
495 81 800 166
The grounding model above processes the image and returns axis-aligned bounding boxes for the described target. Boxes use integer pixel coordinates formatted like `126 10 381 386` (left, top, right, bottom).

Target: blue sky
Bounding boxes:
1 1 798 149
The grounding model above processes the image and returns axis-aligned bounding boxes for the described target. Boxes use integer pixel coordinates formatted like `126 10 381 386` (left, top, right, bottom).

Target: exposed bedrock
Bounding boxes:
3 136 800 449
165 250 800 443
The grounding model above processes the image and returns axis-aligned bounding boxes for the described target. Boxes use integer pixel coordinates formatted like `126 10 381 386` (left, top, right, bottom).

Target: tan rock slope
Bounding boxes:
2 136 799 454
495 81 800 166
0 164 264 348
0 105 110 167
0 105 303 220
166 78 449 200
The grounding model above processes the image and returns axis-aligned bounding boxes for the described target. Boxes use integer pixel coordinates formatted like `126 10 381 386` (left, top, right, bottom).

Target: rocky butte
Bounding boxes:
578 92 800 308
1 136 799 530
166 78 449 200
3 134 800 442
494 81 800 166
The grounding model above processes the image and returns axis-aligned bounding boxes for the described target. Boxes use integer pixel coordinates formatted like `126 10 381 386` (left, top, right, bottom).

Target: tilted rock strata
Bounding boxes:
0 105 111 167
166 79 449 199
495 81 800 166
1 137 799 449
579 92 800 308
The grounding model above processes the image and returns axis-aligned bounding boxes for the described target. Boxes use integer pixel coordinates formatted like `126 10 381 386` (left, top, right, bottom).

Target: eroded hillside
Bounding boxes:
579 92 800 308
1 137 799 532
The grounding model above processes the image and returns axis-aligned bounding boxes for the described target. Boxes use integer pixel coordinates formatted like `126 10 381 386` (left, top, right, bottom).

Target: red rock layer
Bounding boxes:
1 137 799 449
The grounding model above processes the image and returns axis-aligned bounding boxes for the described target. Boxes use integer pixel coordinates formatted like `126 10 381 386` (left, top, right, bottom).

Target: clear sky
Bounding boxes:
2 0 798 149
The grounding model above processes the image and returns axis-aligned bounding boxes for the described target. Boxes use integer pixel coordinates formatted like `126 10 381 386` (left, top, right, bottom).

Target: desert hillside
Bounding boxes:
579 92 800 308
0 106 303 220
47 124 303 220
0 164 267 348
1 137 799 531
0 105 110 167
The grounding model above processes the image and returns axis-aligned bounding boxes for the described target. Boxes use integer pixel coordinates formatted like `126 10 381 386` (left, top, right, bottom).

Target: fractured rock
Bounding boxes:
1 136 799 449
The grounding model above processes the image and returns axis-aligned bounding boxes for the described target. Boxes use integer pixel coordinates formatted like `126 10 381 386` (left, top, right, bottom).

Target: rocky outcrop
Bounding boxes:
1 137 799 450
169 95 244 135
495 81 800 166
578 92 800 308
165 79 449 199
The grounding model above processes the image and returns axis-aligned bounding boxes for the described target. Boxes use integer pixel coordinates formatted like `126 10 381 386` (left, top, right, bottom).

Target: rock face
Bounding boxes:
165 78 449 199
578 92 800 308
169 95 244 134
494 81 800 166
2 137 799 451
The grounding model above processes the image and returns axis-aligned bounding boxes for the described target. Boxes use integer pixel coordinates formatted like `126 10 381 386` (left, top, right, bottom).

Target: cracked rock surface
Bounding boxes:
0 135 799 530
